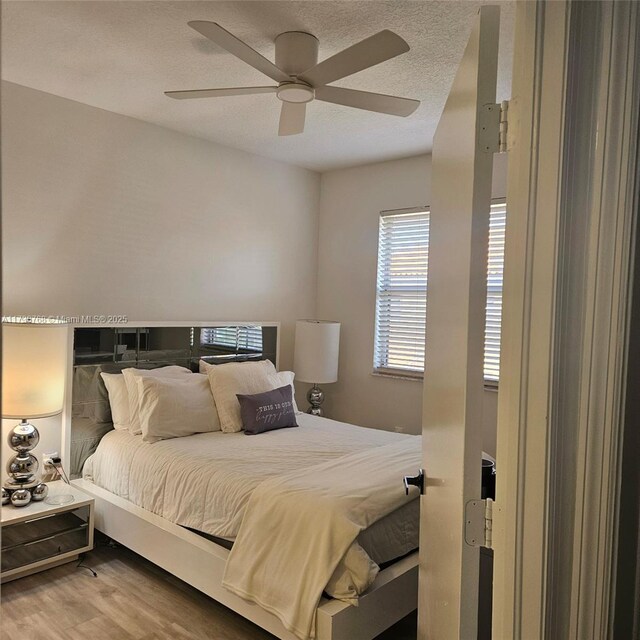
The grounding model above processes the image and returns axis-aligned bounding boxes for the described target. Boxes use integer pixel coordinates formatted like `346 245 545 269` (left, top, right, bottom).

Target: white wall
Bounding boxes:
1 81 507 468
316 153 507 456
1 82 321 470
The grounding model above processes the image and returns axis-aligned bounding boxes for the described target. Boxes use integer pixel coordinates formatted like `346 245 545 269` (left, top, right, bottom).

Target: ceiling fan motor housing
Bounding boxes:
275 31 319 77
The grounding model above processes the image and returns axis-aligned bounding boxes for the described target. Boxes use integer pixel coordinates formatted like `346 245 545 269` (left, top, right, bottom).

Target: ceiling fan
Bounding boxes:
165 21 420 136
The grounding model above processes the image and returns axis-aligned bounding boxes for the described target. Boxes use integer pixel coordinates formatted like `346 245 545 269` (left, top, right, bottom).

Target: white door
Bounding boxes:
417 5 500 639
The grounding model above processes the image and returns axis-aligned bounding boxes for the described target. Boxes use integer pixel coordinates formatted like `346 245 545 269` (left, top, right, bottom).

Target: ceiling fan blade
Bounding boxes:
278 102 306 136
315 86 420 117
299 30 409 87
165 86 277 100
188 21 290 83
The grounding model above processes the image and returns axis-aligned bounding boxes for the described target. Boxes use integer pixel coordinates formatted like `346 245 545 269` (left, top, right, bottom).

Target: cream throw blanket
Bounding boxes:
222 437 421 639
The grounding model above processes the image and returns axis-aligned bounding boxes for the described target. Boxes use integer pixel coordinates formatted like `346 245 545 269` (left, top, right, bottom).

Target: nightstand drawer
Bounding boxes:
1 505 91 573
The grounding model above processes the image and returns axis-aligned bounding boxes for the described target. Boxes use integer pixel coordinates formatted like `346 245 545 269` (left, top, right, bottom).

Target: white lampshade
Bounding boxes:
293 320 340 384
2 320 69 419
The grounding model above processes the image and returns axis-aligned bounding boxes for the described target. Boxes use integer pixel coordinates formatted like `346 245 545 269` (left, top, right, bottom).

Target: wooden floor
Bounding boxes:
0 539 417 640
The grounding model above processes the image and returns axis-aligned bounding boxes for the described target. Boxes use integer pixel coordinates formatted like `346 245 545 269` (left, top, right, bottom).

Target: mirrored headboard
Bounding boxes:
66 323 279 478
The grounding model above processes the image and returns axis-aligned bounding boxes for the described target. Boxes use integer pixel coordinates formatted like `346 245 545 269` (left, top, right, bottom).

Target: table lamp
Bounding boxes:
293 320 340 416
2 318 69 507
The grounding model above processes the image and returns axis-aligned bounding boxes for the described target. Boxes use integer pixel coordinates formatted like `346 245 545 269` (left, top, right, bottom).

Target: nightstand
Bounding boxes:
1 481 94 583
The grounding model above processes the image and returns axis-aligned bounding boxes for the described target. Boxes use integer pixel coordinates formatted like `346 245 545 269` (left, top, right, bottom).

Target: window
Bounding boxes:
373 208 429 375
373 202 506 383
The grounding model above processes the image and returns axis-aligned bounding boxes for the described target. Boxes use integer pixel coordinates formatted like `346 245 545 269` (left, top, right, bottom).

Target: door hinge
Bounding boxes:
499 100 509 152
464 498 493 549
478 100 509 154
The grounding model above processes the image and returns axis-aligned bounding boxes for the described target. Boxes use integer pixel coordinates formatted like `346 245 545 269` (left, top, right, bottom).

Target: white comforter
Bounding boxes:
83 414 413 537
223 438 422 639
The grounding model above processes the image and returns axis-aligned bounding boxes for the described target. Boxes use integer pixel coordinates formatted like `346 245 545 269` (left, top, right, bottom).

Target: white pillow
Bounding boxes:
136 374 220 443
100 372 130 430
206 359 278 433
122 366 192 435
267 370 300 414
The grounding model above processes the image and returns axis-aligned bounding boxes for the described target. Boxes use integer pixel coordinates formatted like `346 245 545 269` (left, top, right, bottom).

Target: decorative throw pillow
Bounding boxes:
122 366 192 435
237 385 298 435
206 359 277 433
100 372 130 430
136 374 220 443
266 370 300 414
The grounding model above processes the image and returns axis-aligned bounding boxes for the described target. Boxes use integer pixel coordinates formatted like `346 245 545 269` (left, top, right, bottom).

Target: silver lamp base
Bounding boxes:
306 384 325 416
3 419 43 508
2 479 50 507
2 419 71 508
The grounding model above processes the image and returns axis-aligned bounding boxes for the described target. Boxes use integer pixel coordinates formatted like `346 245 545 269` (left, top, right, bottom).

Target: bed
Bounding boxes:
65 323 420 640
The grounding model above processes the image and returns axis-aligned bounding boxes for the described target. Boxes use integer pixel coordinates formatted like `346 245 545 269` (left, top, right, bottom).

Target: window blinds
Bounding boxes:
373 202 506 382
200 326 263 353
373 209 429 374
483 201 507 383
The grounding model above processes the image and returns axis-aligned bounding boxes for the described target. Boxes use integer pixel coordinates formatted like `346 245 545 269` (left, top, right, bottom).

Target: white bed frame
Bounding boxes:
64 322 418 640
72 479 418 639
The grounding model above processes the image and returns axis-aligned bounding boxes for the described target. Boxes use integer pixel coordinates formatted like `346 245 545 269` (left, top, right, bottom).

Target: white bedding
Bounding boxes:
223 438 422 639
82 414 420 605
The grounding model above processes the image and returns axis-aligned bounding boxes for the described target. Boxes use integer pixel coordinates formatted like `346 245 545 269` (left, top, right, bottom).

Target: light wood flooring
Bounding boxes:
0 539 417 640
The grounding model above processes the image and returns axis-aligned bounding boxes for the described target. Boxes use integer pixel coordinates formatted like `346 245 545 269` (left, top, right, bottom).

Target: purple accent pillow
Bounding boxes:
237 384 298 435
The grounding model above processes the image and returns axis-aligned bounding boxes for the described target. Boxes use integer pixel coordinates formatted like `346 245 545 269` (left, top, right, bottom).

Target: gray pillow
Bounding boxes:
237 385 298 435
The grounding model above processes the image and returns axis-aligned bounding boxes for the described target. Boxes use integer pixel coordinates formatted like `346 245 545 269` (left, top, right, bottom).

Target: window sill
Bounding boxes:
372 369 500 390
371 369 423 381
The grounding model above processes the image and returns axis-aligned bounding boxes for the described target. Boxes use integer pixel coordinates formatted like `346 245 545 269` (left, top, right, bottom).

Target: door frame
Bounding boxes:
493 1 640 638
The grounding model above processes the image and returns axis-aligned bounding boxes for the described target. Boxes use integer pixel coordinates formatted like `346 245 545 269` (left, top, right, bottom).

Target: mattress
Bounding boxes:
83 413 419 567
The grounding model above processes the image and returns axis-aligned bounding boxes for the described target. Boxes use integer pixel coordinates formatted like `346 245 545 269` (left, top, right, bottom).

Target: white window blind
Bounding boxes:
201 326 263 353
373 202 507 382
373 209 429 374
483 201 507 383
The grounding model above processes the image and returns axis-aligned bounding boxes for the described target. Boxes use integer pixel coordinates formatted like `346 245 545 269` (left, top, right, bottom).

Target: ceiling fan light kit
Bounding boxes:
166 21 420 136
276 83 315 104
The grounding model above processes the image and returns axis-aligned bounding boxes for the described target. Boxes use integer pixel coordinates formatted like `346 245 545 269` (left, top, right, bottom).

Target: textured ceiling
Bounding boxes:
1 1 514 172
